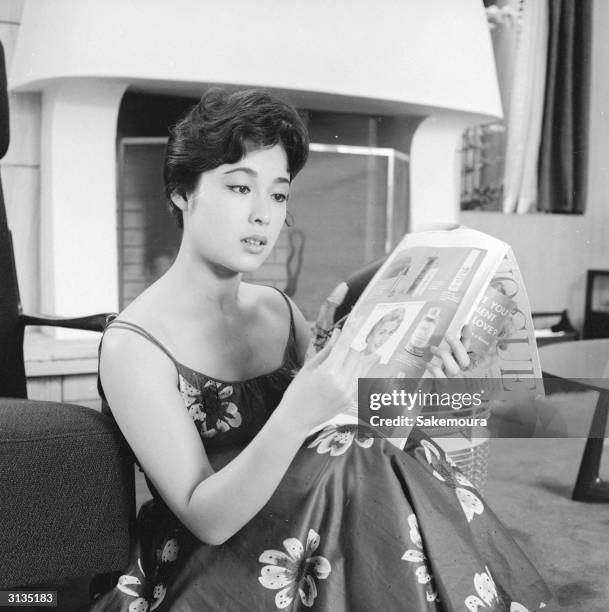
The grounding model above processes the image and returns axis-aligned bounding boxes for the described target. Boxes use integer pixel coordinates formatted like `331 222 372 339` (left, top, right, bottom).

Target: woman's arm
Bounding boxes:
101 324 354 546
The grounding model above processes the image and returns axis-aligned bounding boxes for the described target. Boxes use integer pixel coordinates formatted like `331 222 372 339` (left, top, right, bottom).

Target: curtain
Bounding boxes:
537 0 593 214
502 0 549 214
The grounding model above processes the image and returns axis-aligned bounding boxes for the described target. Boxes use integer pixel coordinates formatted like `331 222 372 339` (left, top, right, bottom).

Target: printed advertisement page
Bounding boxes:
311 227 513 441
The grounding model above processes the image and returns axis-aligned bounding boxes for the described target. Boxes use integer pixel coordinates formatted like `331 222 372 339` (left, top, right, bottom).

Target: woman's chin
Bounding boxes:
237 252 272 272
210 255 270 277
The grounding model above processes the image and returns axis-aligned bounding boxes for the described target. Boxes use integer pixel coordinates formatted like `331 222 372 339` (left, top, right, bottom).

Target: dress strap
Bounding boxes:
269 286 296 342
103 287 294 368
105 319 179 366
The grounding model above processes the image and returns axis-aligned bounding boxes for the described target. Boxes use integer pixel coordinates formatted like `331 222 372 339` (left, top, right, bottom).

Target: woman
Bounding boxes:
363 308 406 355
89 88 550 611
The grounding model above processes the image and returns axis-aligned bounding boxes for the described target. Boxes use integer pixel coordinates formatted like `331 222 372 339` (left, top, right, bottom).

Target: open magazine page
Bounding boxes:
311 227 511 442
424 249 546 457
463 249 543 385
450 250 546 446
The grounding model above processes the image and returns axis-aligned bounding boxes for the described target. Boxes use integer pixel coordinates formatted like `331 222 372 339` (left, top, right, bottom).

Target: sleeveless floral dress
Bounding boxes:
88 291 550 612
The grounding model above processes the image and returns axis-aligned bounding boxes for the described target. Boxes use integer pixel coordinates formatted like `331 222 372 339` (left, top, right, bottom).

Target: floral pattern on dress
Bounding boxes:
179 375 205 421
90 308 551 611
258 528 331 609
508 603 546 611
419 439 484 522
401 514 439 602
178 374 242 437
150 584 166 611
117 574 142 598
159 538 179 563
116 560 150 612
115 554 170 612
465 566 499 611
128 598 148 612
308 424 374 456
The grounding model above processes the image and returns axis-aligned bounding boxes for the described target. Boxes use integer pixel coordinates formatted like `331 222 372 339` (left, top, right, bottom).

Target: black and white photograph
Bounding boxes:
0 1 607 611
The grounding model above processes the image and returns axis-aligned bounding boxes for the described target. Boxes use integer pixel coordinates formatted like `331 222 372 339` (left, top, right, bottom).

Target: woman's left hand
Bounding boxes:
307 282 349 359
426 326 472 378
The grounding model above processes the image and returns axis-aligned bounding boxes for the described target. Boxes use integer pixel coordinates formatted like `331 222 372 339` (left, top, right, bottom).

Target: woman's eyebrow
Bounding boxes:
223 167 290 184
223 167 256 176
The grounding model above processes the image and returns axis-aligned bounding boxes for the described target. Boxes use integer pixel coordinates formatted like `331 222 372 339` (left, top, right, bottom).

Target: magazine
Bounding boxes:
310 226 543 448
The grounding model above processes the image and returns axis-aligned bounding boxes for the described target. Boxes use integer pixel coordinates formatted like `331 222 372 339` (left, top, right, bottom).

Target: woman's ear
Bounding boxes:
170 190 188 212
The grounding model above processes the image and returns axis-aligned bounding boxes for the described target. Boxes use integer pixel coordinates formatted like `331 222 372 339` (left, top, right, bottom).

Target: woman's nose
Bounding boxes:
248 196 271 225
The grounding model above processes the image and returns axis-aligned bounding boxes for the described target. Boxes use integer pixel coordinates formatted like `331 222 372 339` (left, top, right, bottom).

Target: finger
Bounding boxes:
429 345 462 378
341 347 361 372
460 324 474 352
341 349 377 379
425 362 446 379
355 353 380 380
316 282 349 330
425 365 452 397
326 282 349 308
445 335 471 370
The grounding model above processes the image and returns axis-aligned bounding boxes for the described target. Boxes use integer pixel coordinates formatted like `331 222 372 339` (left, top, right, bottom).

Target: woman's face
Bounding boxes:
180 144 290 274
365 315 402 353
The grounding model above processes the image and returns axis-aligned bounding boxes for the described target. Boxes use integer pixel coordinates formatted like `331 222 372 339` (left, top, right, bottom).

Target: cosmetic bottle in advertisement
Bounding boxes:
405 306 441 357
387 257 412 297
407 256 439 297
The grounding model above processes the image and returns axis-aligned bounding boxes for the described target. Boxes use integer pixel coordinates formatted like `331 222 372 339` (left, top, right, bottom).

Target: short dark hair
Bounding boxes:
163 87 309 227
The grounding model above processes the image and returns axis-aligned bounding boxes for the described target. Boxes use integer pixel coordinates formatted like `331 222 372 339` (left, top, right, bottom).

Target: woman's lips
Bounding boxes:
241 235 267 254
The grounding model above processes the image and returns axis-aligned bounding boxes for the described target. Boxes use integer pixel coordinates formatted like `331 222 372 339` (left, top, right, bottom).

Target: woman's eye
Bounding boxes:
228 185 250 195
272 193 288 203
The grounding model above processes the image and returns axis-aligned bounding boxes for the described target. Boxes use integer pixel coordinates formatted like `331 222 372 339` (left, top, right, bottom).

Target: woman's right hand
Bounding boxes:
277 329 377 435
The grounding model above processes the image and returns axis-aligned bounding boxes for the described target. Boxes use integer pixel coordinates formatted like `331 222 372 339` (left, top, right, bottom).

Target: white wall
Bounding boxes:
0 0 41 313
461 0 609 328
10 0 501 120
5 0 502 333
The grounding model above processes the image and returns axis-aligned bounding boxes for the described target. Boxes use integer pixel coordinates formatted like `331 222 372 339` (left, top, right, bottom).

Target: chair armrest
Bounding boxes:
19 312 115 333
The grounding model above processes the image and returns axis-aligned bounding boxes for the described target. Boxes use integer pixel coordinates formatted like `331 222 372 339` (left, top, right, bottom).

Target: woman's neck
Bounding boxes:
162 247 243 318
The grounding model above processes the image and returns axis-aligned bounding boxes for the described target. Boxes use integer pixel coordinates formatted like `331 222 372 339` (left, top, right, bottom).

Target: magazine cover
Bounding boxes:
312 227 544 448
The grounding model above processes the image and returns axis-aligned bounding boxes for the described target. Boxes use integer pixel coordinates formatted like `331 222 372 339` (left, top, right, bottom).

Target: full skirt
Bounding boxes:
88 427 551 611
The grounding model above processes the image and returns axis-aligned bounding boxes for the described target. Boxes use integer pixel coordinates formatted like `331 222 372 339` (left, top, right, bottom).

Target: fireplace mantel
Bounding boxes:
8 0 501 336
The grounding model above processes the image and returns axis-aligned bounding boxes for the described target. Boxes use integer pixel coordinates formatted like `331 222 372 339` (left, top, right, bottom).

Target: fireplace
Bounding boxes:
8 1 501 333
118 137 408 319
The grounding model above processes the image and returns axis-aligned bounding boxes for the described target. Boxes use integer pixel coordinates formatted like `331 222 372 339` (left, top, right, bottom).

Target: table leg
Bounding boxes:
572 390 609 502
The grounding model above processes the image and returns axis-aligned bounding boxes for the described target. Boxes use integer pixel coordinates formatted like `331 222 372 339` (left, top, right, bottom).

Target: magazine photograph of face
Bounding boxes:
350 302 423 364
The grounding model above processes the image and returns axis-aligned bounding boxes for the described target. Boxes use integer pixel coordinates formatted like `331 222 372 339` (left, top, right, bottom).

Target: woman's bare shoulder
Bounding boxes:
112 280 170 328
240 283 293 324
237 282 271 305
241 283 310 363
101 283 176 370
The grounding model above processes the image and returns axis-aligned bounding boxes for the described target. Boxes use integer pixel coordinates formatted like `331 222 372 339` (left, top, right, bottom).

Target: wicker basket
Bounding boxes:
435 436 491 492
419 403 492 492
